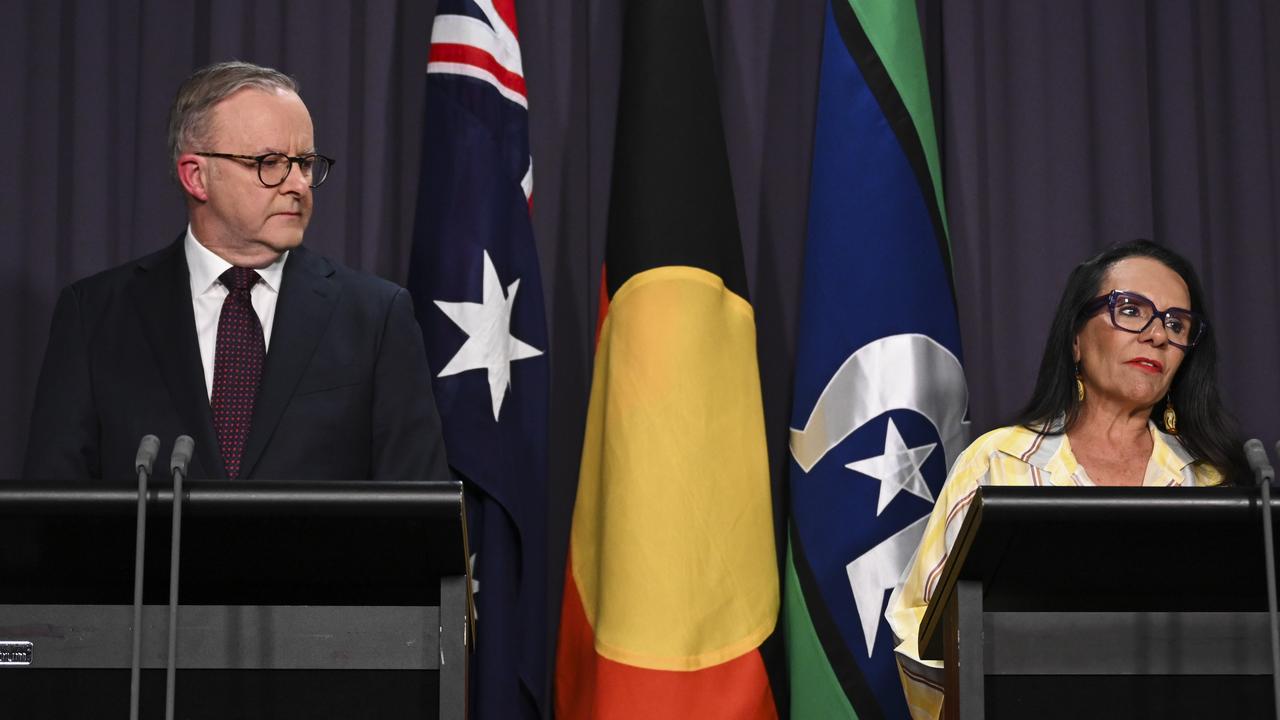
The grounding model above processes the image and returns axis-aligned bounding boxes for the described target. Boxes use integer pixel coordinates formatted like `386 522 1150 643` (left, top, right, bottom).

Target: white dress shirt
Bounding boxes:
184 226 288 400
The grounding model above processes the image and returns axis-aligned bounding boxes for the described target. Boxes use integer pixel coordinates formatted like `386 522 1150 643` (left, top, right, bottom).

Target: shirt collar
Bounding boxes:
995 423 1070 474
1150 425 1197 474
995 418 1198 476
184 224 288 296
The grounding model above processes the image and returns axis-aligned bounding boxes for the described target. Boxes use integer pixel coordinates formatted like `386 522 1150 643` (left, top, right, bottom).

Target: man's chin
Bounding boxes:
263 230 307 253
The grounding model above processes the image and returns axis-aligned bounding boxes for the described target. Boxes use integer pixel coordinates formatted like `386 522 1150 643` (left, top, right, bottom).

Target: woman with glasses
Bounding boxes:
885 239 1248 719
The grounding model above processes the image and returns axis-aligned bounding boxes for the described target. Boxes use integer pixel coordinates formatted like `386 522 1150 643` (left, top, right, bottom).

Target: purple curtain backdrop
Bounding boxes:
3 0 1278 711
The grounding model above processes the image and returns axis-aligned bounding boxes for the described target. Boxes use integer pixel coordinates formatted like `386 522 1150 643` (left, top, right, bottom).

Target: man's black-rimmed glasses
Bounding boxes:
196 152 335 188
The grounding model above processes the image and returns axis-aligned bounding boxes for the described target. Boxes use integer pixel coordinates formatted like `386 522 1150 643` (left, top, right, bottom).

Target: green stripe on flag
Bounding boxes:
785 543 858 719
846 0 948 241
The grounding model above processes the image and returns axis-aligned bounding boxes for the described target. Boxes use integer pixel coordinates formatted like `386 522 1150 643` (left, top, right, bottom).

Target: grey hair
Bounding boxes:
167 61 300 178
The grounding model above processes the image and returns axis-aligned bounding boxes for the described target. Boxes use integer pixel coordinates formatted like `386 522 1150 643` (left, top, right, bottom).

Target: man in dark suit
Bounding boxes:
23 61 448 482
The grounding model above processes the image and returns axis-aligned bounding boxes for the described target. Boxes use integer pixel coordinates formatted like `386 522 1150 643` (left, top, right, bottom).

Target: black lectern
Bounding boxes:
920 486 1279 719
0 480 471 719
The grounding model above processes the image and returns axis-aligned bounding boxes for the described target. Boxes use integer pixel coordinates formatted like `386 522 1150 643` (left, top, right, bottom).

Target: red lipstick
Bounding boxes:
1125 357 1164 373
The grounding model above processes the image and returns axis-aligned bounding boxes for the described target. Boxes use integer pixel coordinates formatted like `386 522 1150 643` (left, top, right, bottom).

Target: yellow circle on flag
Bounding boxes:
569 266 779 671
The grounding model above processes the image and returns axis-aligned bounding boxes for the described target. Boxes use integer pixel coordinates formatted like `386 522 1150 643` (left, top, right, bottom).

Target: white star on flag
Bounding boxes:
845 417 937 515
434 249 544 421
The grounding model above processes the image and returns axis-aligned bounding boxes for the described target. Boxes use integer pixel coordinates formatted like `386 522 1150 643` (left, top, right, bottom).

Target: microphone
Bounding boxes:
165 435 193 720
169 435 194 481
135 435 160 476
130 435 160 720
1245 438 1280 720
1246 438 1276 485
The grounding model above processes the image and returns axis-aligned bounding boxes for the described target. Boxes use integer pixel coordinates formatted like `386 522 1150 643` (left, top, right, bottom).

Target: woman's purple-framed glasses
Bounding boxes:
1081 290 1207 350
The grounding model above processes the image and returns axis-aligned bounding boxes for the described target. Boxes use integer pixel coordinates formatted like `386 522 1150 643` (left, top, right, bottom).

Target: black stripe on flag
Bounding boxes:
829 0 955 297
604 0 750 303
790 522 887 720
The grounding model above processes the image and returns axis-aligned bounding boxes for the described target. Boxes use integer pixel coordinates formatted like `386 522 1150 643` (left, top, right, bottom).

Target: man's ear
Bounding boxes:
177 154 210 202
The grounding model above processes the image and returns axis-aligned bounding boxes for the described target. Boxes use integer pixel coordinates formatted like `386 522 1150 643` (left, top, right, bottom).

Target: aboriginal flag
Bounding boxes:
553 0 780 717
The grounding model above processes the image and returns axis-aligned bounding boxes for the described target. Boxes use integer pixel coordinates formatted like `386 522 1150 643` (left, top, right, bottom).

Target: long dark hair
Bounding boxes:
1014 239 1248 484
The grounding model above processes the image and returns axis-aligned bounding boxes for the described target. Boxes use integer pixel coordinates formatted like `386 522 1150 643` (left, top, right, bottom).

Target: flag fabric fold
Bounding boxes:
784 0 968 717
407 1 548 717
554 0 779 717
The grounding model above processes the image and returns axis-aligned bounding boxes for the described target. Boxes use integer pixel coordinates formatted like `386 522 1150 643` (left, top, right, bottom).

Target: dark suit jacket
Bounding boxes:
23 237 449 482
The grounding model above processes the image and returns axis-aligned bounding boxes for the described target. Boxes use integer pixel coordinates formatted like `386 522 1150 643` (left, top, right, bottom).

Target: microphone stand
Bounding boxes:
165 435 194 720
1245 438 1280 719
130 435 160 720
1262 466 1280 720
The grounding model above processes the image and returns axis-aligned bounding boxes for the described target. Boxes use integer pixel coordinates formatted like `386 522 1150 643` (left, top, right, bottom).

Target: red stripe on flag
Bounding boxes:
428 43 527 98
492 0 519 37
556 556 778 720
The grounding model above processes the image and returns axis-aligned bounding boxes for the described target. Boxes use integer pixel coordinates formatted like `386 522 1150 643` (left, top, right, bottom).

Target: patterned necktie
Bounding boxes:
210 267 264 479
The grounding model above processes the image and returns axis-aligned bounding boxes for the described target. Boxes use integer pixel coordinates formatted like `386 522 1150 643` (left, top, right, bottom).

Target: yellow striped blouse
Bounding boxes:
884 421 1224 719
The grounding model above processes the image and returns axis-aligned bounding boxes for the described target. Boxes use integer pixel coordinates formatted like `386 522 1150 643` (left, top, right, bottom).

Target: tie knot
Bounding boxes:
220 266 261 293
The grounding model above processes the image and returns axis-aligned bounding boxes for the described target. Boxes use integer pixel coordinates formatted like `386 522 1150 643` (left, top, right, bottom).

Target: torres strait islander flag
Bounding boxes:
406 1 548 718
784 0 968 718
554 0 779 718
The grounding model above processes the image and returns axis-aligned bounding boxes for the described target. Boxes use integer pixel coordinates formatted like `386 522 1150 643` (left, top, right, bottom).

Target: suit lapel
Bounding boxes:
238 246 339 478
130 237 223 479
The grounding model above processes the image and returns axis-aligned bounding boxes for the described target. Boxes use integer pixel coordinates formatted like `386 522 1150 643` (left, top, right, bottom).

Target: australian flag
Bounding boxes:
406 1 548 718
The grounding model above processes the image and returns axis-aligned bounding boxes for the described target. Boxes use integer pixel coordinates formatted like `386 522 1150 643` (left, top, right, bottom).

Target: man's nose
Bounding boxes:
280 159 310 194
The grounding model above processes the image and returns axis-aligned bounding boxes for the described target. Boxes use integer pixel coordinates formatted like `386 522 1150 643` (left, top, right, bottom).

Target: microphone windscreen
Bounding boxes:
1245 439 1275 483
170 435 195 475
135 434 161 474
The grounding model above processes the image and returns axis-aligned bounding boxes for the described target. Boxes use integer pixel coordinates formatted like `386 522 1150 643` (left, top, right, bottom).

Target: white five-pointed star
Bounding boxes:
434 250 543 420
845 418 937 515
